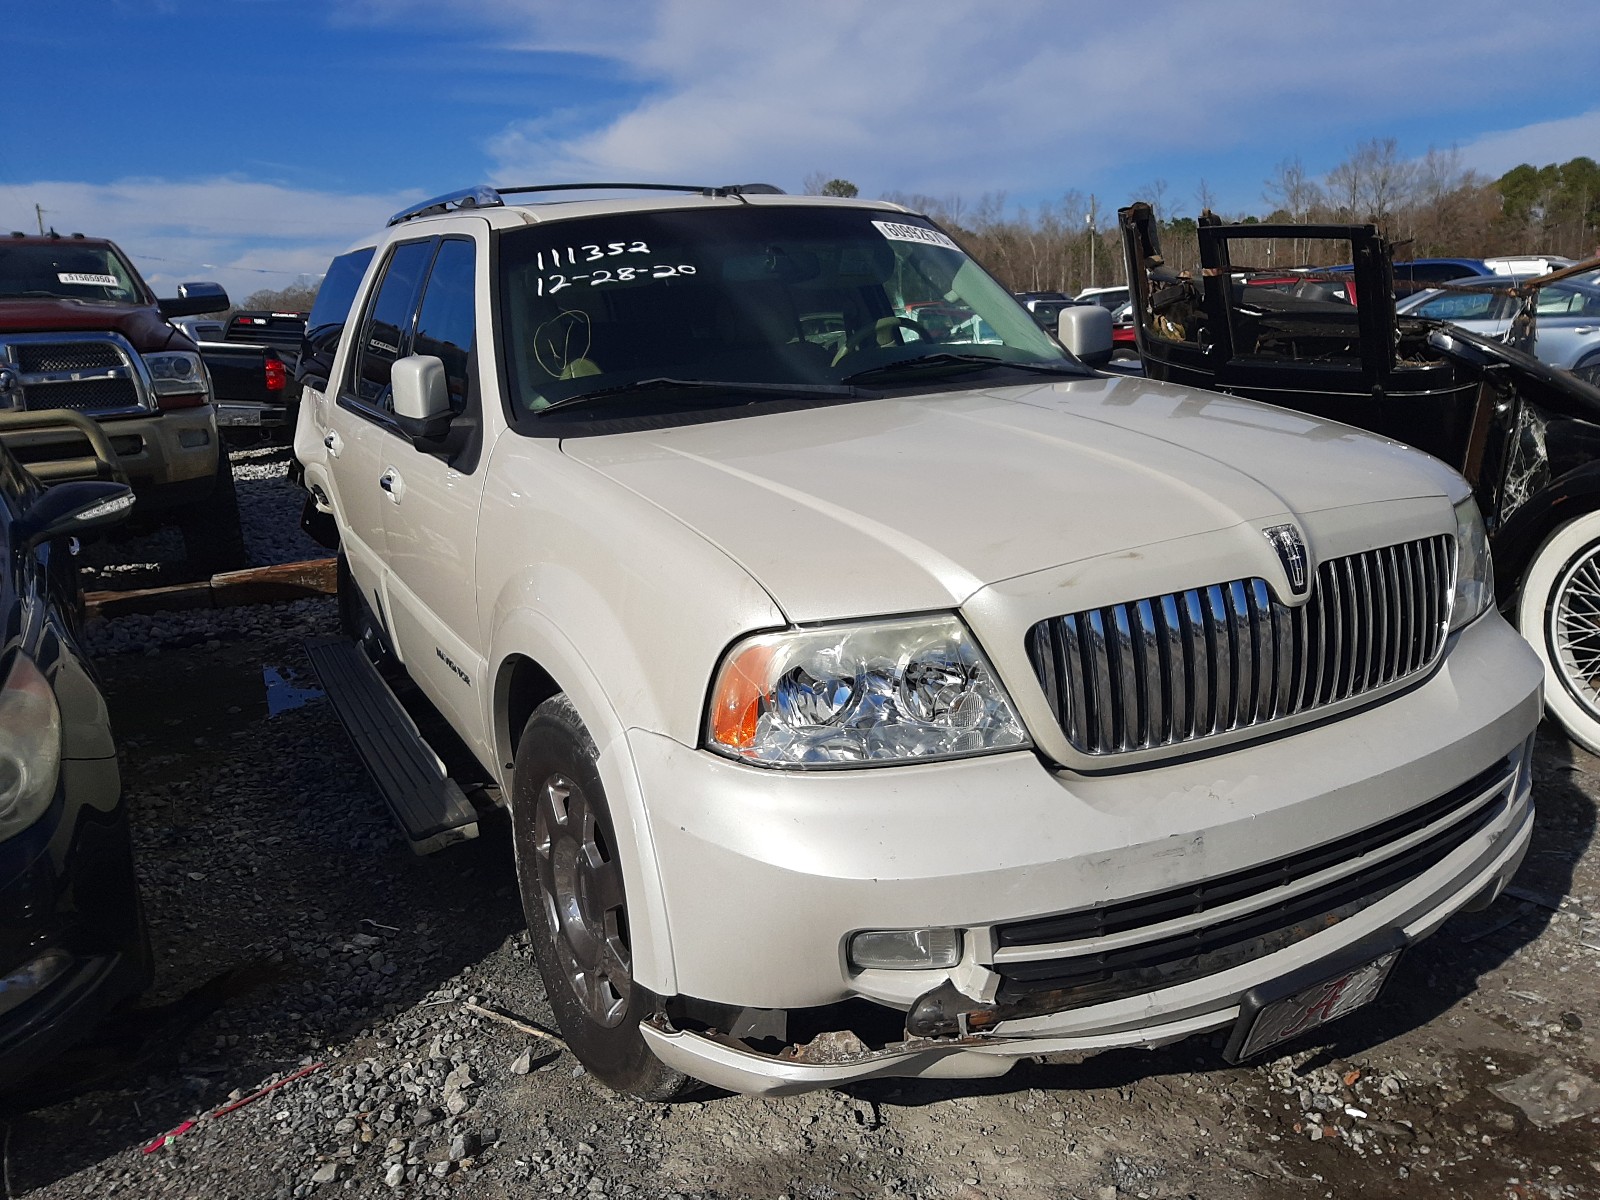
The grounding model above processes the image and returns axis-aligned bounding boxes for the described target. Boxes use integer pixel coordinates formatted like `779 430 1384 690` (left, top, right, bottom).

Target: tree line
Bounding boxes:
812 143 1600 295
239 148 1599 314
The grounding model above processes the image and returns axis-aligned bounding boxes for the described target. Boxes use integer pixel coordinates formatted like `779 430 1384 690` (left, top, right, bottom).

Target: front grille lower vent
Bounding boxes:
1025 535 1455 756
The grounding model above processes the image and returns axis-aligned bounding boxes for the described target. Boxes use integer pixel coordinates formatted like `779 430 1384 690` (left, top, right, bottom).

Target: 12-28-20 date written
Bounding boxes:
532 240 695 294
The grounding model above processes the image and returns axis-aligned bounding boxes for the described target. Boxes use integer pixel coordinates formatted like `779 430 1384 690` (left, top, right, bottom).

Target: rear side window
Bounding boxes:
352 240 434 408
412 238 476 413
302 247 375 384
1418 291 1501 321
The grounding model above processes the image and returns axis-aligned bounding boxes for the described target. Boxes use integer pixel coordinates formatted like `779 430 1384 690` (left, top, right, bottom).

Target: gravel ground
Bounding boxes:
5 449 1598 1199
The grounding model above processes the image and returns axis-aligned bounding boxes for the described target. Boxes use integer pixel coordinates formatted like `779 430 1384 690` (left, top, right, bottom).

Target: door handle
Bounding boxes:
379 468 403 502
323 430 343 458
1574 326 1599 336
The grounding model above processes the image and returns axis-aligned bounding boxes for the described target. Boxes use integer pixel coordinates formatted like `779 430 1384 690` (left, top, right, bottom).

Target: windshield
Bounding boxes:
0 243 144 304
498 205 1074 415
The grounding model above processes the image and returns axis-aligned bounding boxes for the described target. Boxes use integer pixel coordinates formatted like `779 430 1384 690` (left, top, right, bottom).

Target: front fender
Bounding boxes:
486 608 680 996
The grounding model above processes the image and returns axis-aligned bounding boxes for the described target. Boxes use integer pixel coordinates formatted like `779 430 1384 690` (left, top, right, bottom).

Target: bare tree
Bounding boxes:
1195 178 1217 217
1264 156 1320 221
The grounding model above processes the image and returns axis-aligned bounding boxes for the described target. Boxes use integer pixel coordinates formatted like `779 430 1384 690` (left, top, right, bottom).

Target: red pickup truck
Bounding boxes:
0 232 246 574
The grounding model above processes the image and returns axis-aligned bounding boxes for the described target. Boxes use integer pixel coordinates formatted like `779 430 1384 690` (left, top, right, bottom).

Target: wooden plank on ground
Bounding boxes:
84 557 338 620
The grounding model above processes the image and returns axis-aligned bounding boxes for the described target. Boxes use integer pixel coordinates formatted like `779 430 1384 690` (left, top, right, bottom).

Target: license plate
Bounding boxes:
1223 931 1405 1063
218 407 261 426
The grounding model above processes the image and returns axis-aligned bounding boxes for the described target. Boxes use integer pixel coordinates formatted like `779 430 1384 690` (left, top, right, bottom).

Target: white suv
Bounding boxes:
297 183 1541 1098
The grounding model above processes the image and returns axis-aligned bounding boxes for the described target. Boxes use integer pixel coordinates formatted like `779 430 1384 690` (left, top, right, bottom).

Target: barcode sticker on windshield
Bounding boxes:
872 221 959 251
58 272 119 287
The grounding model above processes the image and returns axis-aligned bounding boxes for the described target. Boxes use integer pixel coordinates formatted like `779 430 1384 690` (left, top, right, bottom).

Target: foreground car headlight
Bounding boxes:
142 350 211 398
1450 497 1494 633
0 653 62 838
706 615 1029 767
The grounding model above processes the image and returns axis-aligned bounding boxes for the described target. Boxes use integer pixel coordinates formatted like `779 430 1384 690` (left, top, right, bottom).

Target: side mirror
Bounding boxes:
391 355 453 445
16 481 136 548
1058 305 1113 367
158 281 231 318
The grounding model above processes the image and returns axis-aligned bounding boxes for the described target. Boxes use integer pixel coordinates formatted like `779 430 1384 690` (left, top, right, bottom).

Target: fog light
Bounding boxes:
177 427 211 449
0 949 72 1020
849 928 961 970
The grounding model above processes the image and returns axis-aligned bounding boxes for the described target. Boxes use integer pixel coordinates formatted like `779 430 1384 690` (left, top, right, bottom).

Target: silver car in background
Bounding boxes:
1397 272 1600 386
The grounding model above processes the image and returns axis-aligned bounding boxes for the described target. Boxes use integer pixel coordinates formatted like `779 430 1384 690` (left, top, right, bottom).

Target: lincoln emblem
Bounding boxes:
1264 524 1309 595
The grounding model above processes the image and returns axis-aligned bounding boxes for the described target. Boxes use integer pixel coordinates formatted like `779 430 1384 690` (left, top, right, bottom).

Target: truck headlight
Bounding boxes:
0 653 62 839
142 351 211 398
1449 497 1494 633
706 615 1029 767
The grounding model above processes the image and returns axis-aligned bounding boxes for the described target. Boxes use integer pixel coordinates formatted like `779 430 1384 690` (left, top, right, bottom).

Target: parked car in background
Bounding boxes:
1396 276 1600 385
1073 284 1128 311
0 413 150 1088
1110 299 1137 358
0 233 246 574
1486 255 1573 277
1120 201 1600 755
199 312 307 442
297 182 1538 1100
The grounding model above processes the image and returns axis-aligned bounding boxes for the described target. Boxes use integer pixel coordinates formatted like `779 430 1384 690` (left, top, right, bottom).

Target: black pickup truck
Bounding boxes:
199 311 306 442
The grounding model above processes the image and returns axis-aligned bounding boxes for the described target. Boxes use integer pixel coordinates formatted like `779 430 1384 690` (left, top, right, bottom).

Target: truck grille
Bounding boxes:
15 343 122 373
1 335 148 416
1025 535 1455 757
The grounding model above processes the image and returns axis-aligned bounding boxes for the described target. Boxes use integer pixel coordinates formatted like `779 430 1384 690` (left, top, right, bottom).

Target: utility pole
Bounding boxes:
34 204 46 235
1086 198 1098 291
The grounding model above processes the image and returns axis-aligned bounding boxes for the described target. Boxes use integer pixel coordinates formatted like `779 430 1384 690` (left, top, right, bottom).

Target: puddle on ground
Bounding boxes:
104 650 325 745
263 664 324 716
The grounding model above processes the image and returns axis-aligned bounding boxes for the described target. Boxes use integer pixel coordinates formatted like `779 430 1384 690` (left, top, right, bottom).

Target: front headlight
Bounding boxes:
0 652 62 839
706 615 1030 767
142 350 211 398
1450 496 1494 632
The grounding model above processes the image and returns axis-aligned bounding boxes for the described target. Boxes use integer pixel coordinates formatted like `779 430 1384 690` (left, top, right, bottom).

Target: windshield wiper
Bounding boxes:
537 376 857 415
842 353 1091 384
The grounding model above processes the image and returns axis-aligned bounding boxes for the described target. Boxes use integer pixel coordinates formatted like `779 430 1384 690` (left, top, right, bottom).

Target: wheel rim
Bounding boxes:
532 772 631 1028
1549 542 1600 721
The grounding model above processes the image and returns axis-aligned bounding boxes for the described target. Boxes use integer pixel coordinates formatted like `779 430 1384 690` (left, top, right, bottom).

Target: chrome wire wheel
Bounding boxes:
1551 544 1600 721
532 772 631 1028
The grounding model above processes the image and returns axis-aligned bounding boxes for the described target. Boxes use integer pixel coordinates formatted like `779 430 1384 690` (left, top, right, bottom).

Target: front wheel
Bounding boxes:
1518 509 1600 755
177 454 248 577
510 695 690 1099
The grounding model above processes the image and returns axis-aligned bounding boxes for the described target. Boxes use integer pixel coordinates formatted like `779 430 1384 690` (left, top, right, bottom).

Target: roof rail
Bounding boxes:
388 186 505 227
389 181 787 225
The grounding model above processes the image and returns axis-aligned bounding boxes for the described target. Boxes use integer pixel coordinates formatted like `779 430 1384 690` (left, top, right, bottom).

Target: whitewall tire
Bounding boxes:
1518 509 1600 756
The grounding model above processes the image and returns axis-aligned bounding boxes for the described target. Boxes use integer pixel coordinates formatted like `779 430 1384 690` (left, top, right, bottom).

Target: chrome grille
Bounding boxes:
1025 535 1455 756
2 335 147 416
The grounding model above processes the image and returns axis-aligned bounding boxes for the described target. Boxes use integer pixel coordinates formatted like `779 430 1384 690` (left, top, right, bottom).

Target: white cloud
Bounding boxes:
0 177 420 301
1453 110 1600 177
467 0 1600 205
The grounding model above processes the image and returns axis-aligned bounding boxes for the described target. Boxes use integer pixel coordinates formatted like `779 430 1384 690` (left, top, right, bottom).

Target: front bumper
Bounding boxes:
0 758 149 1091
96 407 220 498
626 611 1542 1093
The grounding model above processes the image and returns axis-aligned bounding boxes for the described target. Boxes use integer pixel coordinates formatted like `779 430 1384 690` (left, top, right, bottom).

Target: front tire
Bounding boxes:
1518 509 1600 755
510 695 689 1099
178 454 248 577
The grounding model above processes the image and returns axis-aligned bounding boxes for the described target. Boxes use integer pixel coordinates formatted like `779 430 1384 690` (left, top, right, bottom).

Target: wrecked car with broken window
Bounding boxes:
296 183 1540 1097
1118 203 1600 759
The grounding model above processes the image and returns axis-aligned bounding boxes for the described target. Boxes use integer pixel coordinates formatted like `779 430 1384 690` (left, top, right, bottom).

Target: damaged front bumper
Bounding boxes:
639 762 1534 1096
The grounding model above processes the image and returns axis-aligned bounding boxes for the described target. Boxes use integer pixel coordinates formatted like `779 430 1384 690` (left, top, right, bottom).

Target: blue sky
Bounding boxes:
3 0 1597 299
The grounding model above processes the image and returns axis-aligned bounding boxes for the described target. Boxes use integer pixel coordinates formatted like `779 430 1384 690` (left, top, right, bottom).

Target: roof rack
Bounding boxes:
387 182 786 226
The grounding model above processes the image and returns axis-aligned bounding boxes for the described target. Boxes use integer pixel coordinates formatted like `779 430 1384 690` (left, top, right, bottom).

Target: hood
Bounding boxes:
562 373 1462 621
0 297 189 352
